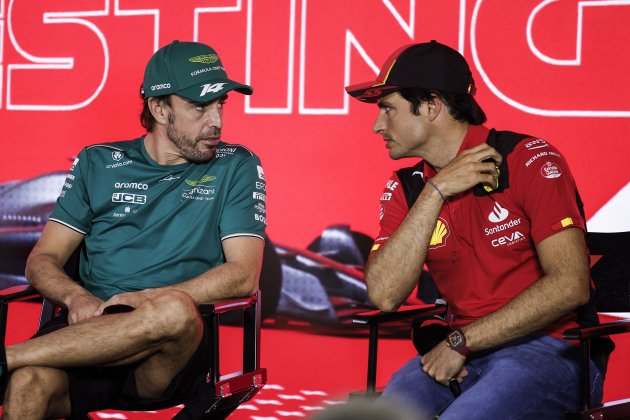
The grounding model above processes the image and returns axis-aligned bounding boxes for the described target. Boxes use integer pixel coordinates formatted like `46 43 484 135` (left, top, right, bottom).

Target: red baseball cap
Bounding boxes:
345 40 476 103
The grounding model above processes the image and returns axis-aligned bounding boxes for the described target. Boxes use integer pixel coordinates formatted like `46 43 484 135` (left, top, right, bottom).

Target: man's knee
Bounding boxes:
5 366 69 412
139 290 202 342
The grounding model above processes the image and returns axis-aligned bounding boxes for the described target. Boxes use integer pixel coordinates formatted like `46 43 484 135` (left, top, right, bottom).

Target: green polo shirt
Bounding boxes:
50 137 266 300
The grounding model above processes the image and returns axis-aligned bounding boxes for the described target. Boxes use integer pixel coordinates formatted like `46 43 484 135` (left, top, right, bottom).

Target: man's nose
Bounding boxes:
206 106 222 130
373 112 385 134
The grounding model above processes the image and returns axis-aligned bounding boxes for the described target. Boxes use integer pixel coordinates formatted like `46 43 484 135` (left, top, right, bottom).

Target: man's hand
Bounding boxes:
94 289 159 316
431 143 502 198
421 341 468 386
67 294 104 324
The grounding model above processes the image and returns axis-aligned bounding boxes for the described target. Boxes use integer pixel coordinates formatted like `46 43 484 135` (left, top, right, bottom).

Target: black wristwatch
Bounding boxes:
445 329 471 357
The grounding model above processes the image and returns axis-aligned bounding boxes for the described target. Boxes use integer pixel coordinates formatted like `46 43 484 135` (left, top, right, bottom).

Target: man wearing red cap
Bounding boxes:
346 40 607 418
0 41 266 418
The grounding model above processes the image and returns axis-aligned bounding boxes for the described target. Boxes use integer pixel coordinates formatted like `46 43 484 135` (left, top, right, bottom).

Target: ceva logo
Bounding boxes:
488 202 509 223
429 218 449 248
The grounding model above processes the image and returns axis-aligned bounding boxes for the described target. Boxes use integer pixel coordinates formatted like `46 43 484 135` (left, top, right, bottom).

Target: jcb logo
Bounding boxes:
112 193 146 205
200 83 227 96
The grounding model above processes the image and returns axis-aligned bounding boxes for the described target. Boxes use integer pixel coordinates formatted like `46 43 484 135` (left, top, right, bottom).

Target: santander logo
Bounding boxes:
488 202 509 223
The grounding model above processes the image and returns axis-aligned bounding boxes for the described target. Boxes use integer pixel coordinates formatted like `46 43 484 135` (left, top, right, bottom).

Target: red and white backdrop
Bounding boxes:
1 1 629 419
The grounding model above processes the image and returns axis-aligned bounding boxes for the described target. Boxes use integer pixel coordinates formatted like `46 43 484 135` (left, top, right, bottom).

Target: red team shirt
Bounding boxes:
371 125 586 339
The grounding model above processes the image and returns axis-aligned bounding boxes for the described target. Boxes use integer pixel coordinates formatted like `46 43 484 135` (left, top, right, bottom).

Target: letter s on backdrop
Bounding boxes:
6 0 108 110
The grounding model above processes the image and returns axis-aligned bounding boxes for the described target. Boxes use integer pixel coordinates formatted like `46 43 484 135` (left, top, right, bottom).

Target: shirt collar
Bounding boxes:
424 125 490 179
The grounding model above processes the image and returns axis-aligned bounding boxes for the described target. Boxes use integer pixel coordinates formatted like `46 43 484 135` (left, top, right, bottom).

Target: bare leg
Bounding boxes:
3 366 71 419
6 290 203 400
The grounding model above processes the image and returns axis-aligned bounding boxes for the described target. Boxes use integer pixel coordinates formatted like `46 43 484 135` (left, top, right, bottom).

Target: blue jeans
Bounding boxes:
382 335 603 419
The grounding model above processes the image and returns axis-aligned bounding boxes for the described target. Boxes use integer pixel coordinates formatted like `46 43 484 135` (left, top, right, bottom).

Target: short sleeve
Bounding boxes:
370 172 408 255
49 148 92 234
219 154 267 240
509 139 585 245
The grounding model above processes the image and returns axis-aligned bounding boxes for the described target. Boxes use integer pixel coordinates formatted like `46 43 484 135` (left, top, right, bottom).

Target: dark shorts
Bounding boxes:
34 309 212 417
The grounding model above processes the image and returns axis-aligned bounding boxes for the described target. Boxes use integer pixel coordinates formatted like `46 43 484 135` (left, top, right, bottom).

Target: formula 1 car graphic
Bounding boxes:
0 171 439 334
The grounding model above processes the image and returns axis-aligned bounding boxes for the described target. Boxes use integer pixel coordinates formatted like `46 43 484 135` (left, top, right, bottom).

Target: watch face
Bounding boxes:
449 330 464 348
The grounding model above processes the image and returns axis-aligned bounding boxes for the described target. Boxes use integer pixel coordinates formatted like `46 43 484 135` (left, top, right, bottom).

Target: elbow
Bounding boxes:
367 289 400 313
569 270 591 309
241 272 260 297
575 278 591 307
24 251 42 286
365 271 400 312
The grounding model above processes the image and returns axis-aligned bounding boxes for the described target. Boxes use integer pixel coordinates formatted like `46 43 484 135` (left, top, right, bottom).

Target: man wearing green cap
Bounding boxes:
346 40 608 418
1 41 266 418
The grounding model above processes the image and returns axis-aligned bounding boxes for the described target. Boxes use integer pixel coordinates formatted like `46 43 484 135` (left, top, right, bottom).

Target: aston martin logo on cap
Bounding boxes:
189 54 219 64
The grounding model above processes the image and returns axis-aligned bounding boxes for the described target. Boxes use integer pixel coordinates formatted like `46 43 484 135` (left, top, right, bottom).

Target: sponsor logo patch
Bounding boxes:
488 202 509 223
253 192 266 202
151 83 171 91
112 151 124 161
254 202 266 215
112 193 146 205
106 160 133 169
189 54 219 64
484 217 522 236
540 161 562 179
525 151 561 168
70 157 79 172
181 175 216 201
185 175 216 186
216 147 237 158
380 192 392 201
257 166 265 181
114 182 148 190
491 231 526 247
386 180 399 191
524 139 548 150
429 218 450 248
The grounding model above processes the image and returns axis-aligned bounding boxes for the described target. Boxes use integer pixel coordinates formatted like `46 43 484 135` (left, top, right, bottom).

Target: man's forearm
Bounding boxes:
463 272 588 351
25 252 94 308
462 229 590 351
167 259 260 304
365 186 444 311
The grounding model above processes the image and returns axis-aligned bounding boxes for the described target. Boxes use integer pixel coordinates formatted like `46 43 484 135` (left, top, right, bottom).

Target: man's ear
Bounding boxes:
425 95 443 122
148 97 169 125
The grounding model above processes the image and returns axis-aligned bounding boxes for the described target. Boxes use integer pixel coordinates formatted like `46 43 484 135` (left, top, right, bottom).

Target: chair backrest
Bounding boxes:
586 231 630 313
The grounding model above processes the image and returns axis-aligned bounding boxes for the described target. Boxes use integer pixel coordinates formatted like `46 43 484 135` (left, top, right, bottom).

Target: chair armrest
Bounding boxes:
200 292 262 385
0 285 40 304
198 294 258 315
563 318 630 340
352 303 447 325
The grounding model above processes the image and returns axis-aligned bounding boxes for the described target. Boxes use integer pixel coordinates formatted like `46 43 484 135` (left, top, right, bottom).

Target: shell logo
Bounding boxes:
429 218 450 248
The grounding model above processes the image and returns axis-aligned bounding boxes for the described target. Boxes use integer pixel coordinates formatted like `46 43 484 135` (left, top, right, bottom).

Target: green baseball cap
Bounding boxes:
141 40 253 102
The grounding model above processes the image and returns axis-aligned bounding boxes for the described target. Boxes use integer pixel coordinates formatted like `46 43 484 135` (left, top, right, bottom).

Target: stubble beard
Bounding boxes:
167 114 219 163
